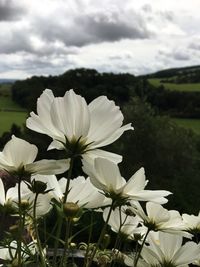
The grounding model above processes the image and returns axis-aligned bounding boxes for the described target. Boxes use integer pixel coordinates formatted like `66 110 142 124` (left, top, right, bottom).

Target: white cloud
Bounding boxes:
0 0 200 78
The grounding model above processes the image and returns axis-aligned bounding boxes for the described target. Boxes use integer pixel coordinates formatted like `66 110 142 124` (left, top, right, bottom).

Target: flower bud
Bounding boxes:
31 180 47 194
125 208 135 217
63 202 80 218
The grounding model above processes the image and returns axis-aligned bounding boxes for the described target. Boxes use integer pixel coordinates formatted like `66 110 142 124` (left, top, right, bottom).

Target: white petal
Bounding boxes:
141 246 160 265
83 149 122 164
147 232 165 261
90 123 133 149
0 247 12 260
87 96 127 146
0 179 5 205
173 242 200 265
26 89 62 138
6 186 18 202
123 167 146 195
3 136 38 168
159 232 182 259
50 90 90 140
7 182 31 203
47 140 65 150
83 157 125 193
94 158 125 192
124 188 171 202
146 196 169 204
37 89 54 118
34 194 52 217
26 159 70 175
0 152 15 171
146 202 170 224
26 112 51 135
67 176 105 208
82 160 106 191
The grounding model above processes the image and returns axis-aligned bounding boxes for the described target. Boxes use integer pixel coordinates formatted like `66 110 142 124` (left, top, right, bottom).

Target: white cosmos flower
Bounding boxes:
0 241 37 262
103 206 141 239
131 202 185 234
182 212 200 233
0 135 69 175
83 157 171 204
0 178 18 206
26 89 133 163
33 174 106 209
138 232 200 267
7 180 52 217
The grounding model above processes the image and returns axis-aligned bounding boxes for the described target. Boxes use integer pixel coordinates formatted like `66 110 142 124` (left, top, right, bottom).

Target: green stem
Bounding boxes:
86 200 115 267
134 228 150 267
111 215 128 267
110 209 128 267
17 177 22 266
63 158 74 203
59 218 71 267
83 211 94 267
52 215 62 266
33 193 47 267
53 158 74 265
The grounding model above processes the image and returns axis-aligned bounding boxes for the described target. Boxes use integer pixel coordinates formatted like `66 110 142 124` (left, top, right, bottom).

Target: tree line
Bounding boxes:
0 68 199 213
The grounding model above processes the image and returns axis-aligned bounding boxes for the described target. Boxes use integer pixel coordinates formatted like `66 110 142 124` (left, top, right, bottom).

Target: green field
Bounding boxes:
0 96 26 111
0 111 27 135
0 83 12 96
148 78 200 92
0 83 25 111
171 118 200 135
0 84 27 135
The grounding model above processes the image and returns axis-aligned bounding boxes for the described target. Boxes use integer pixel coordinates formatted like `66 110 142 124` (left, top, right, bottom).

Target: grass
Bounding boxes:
0 83 25 111
0 85 27 135
148 78 200 92
0 96 26 111
0 111 27 136
0 83 12 96
171 118 200 135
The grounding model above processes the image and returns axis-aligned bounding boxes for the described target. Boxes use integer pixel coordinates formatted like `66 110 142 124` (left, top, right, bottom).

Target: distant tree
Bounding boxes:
11 68 136 112
112 97 200 213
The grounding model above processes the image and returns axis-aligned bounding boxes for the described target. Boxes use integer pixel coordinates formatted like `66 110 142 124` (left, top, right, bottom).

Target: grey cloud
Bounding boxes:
0 3 152 56
0 0 25 21
1 53 76 77
173 51 190 61
158 48 191 62
0 31 31 54
141 4 174 22
35 9 151 47
79 12 150 42
160 11 174 22
29 43 79 57
189 42 200 51
19 54 75 71
142 4 152 13
0 26 79 56
109 53 133 61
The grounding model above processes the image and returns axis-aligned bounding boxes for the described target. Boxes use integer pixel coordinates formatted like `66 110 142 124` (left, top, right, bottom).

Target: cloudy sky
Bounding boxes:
1 0 200 79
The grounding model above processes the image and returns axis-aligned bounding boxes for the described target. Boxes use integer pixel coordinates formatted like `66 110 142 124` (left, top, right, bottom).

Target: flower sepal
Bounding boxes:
26 179 52 195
